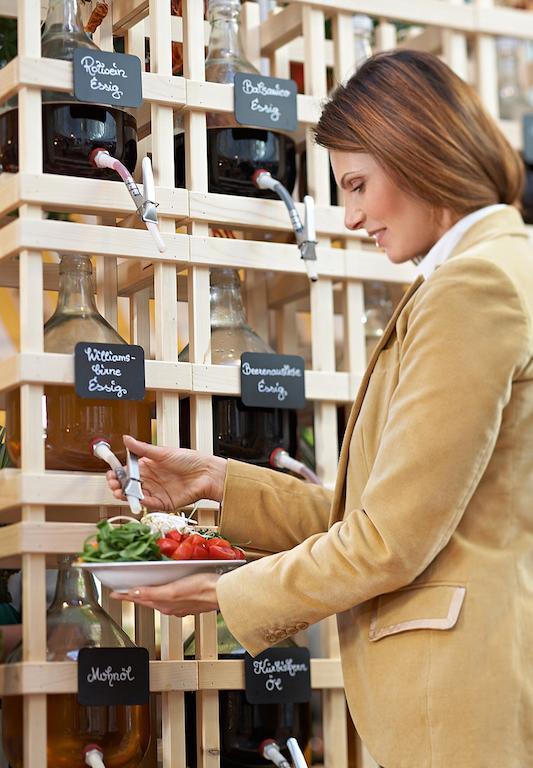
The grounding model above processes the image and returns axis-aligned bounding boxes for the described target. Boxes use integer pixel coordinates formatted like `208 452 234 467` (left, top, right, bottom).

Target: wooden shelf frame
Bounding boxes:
1 3 531 768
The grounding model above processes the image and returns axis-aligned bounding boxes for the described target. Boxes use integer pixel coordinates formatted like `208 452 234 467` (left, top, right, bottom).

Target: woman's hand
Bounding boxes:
110 573 221 616
106 435 228 511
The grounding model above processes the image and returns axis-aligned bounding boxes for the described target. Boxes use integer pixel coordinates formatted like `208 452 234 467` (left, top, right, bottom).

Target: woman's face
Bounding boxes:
330 150 456 263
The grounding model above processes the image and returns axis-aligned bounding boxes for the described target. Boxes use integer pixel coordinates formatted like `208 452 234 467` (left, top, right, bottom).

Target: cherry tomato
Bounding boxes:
167 530 184 543
208 544 238 561
157 538 179 557
232 547 246 560
188 533 209 546
206 536 231 548
191 542 210 560
172 540 194 560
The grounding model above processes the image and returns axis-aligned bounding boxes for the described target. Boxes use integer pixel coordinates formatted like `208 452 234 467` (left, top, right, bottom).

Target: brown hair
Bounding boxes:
315 50 524 214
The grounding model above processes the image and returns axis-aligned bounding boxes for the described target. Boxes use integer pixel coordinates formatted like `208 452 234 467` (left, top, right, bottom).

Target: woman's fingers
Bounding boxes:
123 434 166 461
110 574 220 616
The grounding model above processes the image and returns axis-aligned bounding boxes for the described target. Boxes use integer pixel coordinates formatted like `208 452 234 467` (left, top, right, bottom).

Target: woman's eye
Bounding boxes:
352 182 365 193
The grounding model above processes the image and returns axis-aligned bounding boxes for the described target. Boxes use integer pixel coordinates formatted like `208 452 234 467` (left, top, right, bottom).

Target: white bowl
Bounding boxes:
78 559 245 593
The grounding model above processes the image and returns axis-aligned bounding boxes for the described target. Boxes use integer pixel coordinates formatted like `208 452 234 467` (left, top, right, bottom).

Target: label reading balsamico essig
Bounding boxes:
234 72 298 133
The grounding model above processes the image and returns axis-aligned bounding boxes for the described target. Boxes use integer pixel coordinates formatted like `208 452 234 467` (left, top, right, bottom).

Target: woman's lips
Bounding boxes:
372 228 387 247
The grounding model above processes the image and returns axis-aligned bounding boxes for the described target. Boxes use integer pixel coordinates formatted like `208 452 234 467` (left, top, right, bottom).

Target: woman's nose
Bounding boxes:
344 205 365 231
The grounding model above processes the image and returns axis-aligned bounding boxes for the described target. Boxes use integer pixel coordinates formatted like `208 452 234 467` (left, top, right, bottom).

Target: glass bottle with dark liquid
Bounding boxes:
174 0 296 197
2 558 151 768
0 0 137 178
5 254 152 471
184 616 311 768
179 268 297 465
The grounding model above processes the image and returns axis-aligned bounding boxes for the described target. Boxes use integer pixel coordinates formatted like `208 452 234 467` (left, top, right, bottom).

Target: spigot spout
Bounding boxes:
252 169 318 281
90 438 144 516
89 149 166 253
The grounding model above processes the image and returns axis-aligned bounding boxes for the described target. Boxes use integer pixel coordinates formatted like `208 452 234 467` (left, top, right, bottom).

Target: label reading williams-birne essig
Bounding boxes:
74 341 146 401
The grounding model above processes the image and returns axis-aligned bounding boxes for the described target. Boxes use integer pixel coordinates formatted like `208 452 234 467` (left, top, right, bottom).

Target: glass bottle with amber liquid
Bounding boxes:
2 557 151 768
0 0 137 178
180 268 297 465
174 0 296 197
5 253 151 471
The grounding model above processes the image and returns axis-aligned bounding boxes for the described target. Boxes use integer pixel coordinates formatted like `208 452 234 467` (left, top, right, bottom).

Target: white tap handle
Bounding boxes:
146 221 166 253
142 156 156 202
287 738 309 768
303 195 316 242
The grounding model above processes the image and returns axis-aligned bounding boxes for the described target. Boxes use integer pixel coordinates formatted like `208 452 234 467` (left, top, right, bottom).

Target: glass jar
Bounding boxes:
184 614 311 768
174 0 296 197
5 254 152 471
2 558 151 768
0 0 137 178
180 268 297 466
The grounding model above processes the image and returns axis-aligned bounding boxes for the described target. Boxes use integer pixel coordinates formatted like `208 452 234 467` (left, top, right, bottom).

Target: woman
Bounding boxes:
108 51 533 767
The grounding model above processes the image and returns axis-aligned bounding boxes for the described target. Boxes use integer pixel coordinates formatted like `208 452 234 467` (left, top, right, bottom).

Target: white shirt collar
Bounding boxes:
415 204 507 279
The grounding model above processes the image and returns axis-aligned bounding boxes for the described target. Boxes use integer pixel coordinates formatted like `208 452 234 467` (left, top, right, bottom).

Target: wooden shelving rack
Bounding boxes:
0 1 531 767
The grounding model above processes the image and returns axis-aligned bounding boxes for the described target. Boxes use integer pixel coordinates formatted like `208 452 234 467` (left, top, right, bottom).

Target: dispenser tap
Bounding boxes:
84 745 106 768
287 738 309 768
89 149 166 254
90 438 144 516
259 739 292 768
252 170 318 282
270 448 322 485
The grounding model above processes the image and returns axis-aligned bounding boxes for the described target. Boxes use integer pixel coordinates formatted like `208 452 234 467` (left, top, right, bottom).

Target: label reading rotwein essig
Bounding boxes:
240 352 305 410
78 647 150 706
74 341 146 401
73 48 143 109
244 647 311 705
234 72 298 133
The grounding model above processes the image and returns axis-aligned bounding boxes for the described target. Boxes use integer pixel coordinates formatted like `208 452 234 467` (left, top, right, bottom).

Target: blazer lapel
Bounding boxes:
329 276 424 520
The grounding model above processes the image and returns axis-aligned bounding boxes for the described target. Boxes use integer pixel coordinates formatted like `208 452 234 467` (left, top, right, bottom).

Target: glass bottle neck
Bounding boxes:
48 561 99 610
55 254 99 316
205 0 258 79
42 0 98 59
210 269 247 328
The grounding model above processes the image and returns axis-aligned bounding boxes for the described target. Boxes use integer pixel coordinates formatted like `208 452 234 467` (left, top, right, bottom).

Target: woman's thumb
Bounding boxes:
122 434 164 460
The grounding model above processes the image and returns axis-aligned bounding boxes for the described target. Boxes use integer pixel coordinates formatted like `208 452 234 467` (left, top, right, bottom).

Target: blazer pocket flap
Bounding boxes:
369 584 466 641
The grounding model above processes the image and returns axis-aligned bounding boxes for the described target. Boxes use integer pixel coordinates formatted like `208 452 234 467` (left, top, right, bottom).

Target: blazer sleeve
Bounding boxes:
216 257 531 655
219 459 334 554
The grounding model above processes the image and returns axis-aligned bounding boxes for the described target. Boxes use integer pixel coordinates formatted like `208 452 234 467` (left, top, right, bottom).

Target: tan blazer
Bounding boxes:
217 207 533 768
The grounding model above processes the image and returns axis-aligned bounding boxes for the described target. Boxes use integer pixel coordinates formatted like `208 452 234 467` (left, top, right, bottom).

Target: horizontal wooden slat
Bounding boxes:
287 0 533 40
0 353 356 402
0 57 187 106
0 172 189 221
0 660 198 695
0 219 190 263
0 522 97 559
0 469 123 512
197 658 344 690
0 657 342 694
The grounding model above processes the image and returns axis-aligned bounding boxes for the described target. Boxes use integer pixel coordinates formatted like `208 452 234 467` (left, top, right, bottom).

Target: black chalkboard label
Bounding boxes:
240 352 305 410
244 647 311 705
234 73 298 133
73 48 143 108
78 647 150 706
524 114 533 164
74 341 146 401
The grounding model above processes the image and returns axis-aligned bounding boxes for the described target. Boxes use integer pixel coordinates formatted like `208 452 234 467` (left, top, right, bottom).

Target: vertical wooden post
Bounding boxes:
182 2 219 767
17 0 47 765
